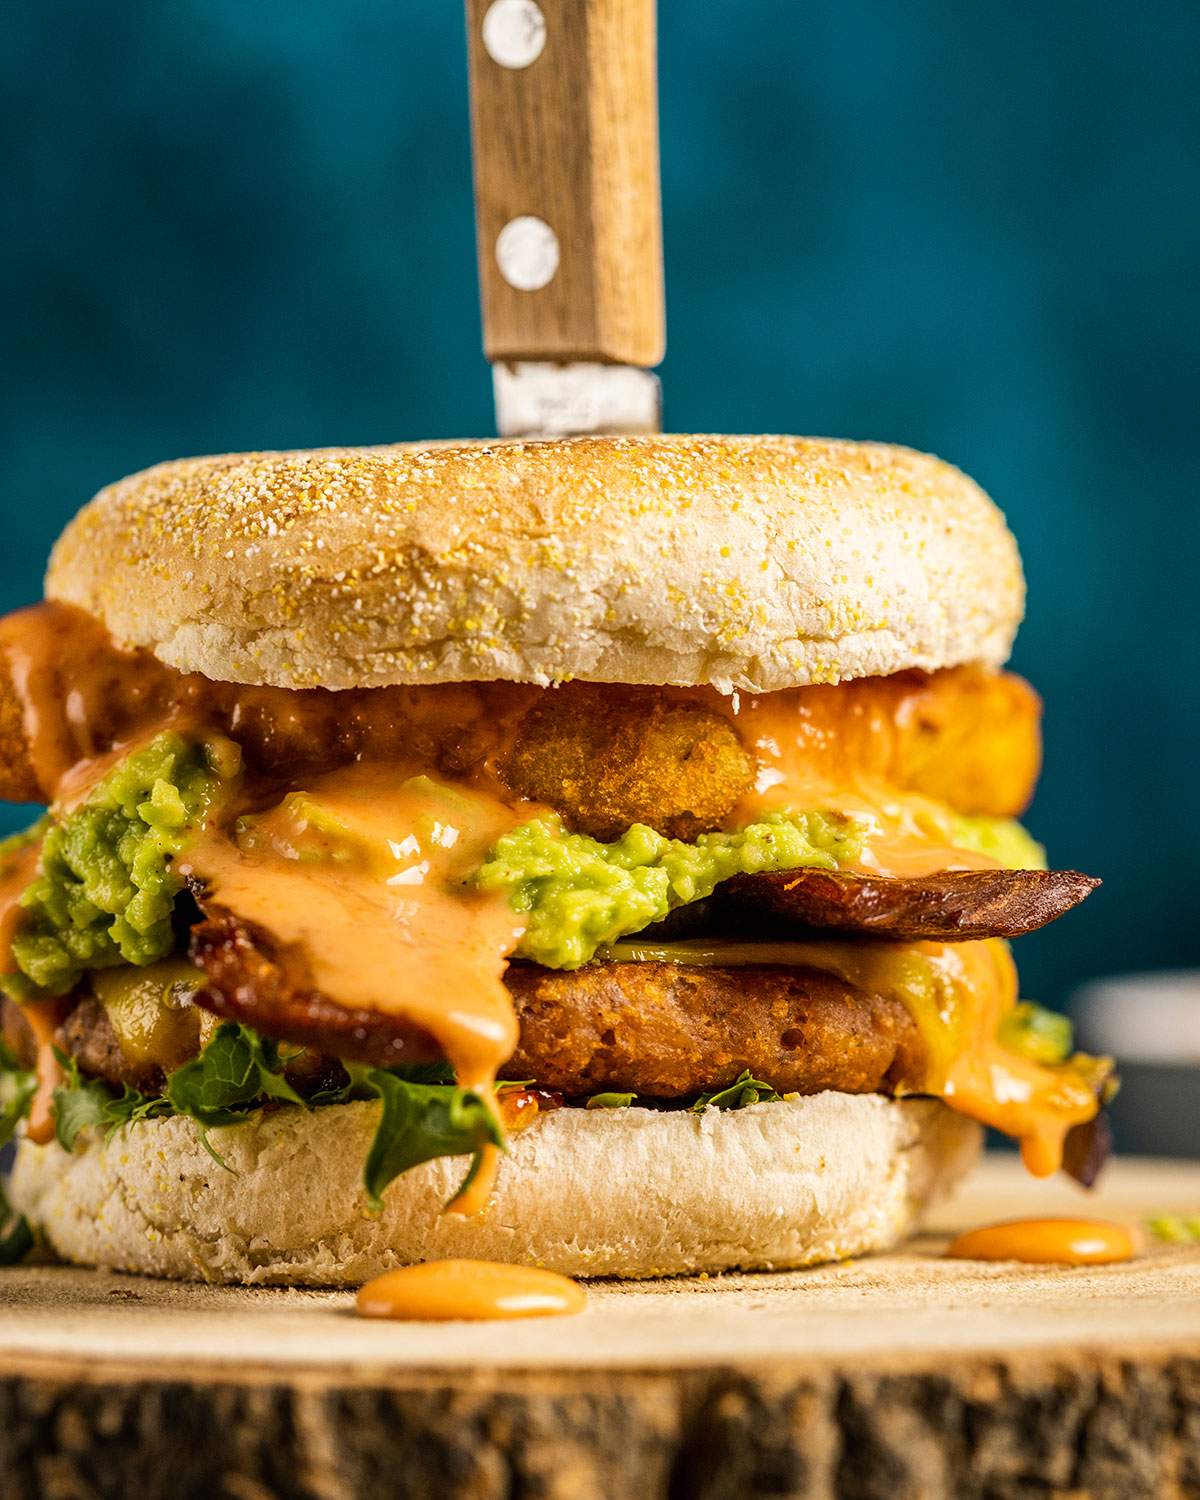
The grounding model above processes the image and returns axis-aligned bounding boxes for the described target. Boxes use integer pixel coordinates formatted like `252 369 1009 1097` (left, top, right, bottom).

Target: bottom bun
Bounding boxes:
9 1093 981 1285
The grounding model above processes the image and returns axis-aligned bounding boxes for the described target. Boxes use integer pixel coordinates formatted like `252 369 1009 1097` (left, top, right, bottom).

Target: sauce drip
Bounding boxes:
179 765 536 1212
20 997 68 1145
356 1260 586 1321
947 1218 1136 1265
0 604 118 799
0 836 42 974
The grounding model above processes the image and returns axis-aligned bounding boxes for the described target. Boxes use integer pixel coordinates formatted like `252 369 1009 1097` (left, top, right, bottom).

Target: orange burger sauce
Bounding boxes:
947 1218 1137 1266
356 1260 586 1321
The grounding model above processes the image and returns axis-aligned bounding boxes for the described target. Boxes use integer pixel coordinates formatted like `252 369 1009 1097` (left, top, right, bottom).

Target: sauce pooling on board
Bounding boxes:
356 1259 587 1321
947 1218 1137 1265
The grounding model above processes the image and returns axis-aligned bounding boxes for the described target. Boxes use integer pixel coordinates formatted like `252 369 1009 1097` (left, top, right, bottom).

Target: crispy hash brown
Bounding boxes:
0 615 1041 830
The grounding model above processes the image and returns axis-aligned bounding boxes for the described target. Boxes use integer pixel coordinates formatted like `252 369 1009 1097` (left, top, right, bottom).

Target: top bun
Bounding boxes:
46 435 1024 694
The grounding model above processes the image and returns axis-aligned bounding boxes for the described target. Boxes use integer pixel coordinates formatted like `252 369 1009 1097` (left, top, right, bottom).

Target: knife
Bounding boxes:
464 0 665 437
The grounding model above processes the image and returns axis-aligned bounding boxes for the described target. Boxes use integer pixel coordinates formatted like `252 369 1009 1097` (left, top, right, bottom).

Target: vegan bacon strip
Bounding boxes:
189 908 444 1070
718 867 1100 942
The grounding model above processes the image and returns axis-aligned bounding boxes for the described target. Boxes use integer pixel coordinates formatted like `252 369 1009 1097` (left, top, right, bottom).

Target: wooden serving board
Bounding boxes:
2 1155 1199 1500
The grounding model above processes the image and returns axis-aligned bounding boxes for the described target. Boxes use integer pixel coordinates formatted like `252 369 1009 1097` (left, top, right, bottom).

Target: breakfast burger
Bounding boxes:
0 435 1110 1283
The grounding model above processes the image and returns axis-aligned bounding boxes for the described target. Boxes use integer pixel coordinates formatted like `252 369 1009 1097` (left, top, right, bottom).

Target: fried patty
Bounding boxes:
502 960 926 1097
35 938 926 1104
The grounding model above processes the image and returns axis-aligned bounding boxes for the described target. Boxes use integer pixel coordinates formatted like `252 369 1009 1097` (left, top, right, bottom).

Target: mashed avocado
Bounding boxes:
6 733 239 996
477 811 864 968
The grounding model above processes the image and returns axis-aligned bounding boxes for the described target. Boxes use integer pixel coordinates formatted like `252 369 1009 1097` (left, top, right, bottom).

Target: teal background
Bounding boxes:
2 2 1198 1009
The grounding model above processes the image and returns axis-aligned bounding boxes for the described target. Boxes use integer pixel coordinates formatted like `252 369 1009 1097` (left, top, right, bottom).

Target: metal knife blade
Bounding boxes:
492 361 661 438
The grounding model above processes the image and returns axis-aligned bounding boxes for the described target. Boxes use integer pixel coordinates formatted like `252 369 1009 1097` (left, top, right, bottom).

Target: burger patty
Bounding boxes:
37 955 925 1104
501 960 925 1097
184 910 925 1099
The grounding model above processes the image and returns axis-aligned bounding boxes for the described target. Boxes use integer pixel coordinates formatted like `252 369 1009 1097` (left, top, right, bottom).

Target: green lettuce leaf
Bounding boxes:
691 1070 782 1111
386 1060 457 1086
348 1065 506 1212
52 1056 120 1150
164 1022 304 1164
44 1023 505 1207
585 1091 637 1109
51 1051 171 1151
0 1038 35 1150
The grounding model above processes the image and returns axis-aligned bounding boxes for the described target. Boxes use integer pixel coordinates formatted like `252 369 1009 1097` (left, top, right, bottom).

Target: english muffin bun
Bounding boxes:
9 1094 980 1285
46 436 1023 694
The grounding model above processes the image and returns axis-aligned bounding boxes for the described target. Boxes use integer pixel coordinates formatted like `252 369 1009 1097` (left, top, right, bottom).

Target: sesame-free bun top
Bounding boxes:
46 435 1024 693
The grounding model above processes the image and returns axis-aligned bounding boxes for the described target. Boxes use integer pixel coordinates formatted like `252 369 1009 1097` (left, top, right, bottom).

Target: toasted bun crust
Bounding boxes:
10 1094 980 1284
46 436 1023 693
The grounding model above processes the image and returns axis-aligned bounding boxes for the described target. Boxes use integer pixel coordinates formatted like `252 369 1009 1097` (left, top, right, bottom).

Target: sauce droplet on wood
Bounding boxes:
947 1217 1136 1265
356 1259 586 1321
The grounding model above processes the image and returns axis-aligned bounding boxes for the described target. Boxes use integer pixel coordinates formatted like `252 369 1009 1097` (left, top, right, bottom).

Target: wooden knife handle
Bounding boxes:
465 0 665 366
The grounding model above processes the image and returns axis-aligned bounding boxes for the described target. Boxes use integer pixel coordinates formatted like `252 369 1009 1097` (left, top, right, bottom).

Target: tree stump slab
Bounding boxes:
2 1155 1199 1500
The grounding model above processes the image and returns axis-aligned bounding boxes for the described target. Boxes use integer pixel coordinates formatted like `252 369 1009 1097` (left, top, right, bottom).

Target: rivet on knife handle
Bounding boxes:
466 0 665 436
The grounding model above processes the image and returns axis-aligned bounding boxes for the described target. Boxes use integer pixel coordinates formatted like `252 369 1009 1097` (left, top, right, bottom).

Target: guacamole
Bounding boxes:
6 733 239 996
479 811 864 968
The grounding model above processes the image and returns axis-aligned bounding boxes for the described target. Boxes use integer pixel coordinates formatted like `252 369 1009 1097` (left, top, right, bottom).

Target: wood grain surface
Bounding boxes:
2 1155 1199 1499
465 0 664 365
